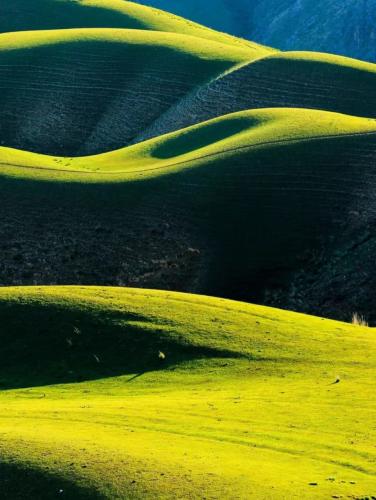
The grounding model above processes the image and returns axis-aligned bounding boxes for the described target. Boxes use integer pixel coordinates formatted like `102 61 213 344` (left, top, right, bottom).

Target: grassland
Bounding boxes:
2 107 376 180
1 1 376 498
138 49 376 141
1 107 376 320
0 28 262 155
0 0 273 52
0 285 374 499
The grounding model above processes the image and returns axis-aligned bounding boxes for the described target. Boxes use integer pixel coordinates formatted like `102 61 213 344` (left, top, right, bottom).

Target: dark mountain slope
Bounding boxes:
137 0 376 62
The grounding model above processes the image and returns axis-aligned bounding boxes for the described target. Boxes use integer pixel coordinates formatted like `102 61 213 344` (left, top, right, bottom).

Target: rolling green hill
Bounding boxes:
0 0 270 52
0 28 260 155
2 107 376 180
136 50 376 142
1 108 376 321
0 285 374 499
4 25 376 156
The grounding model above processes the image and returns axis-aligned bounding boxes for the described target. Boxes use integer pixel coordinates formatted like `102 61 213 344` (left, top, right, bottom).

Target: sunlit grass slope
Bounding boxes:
0 286 374 499
2 107 376 180
0 0 272 52
0 28 255 155
138 49 376 141
1 108 376 319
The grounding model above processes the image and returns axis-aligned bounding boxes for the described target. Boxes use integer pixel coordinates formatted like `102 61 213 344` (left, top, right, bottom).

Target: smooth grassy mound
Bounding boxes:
0 0 272 52
1 108 376 321
0 28 255 155
136 50 376 142
2 107 376 180
0 286 374 498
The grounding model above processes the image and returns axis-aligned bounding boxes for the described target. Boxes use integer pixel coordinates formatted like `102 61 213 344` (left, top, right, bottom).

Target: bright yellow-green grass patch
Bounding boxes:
0 286 374 498
1 108 376 182
0 27 254 63
0 0 274 54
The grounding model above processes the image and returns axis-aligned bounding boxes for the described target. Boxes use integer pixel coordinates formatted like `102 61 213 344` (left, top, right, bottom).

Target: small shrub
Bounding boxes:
351 312 368 327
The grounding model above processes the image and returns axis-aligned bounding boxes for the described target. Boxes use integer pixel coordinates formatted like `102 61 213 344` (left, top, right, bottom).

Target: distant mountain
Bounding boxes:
136 0 376 62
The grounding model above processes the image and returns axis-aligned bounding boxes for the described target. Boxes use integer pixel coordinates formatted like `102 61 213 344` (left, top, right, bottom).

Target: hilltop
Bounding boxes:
0 0 268 52
0 286 373 498
0 28 260 155
137 50 376 141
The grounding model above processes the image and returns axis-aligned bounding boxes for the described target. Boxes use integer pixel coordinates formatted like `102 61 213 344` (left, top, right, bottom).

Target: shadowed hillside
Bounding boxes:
0 29 258 155
1 108 376 322
136 51 376 142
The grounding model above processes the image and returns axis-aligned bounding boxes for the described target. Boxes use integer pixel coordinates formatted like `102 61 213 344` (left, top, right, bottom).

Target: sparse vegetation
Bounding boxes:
352 312 369 327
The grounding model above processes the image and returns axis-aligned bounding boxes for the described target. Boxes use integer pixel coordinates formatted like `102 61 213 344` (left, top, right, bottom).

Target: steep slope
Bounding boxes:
136 51 376 142
137 0 376 62
0 286 374 498
1 108 376 321
0 0 269 52
0 28 258 155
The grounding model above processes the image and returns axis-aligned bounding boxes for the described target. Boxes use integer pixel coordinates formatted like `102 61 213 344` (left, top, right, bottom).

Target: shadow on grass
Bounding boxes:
0 461 102 500
0 300 244 390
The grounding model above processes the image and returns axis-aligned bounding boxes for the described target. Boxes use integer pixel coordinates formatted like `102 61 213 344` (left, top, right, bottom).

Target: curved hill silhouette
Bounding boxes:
136 51 376 142
0 285 373 499
0 0 266 50
0 28 259 155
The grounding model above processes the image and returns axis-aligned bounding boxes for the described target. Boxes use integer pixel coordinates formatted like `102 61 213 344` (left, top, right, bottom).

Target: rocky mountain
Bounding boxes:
136 0 376 62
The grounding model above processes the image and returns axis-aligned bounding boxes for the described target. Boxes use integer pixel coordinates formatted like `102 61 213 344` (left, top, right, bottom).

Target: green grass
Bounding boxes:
0 285 374 498
139 48 376 141
0 0 273 53
1 5 376 497
1 107 376 310
0 28 260 155
2 107 376 181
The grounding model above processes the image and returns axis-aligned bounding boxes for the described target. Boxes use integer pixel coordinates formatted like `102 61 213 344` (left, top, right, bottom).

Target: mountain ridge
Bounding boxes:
136 0 376 62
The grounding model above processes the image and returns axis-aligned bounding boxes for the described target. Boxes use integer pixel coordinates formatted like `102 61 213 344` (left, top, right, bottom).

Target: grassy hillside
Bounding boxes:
0 286 374 498
0 28 259 155
0 0 272 53
137 50 376 142
0 2 376 498
1 108 376 321
2 107 376 180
